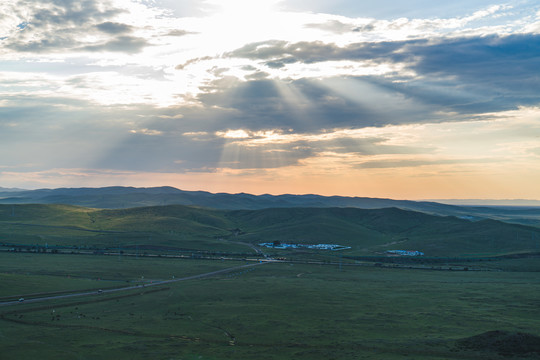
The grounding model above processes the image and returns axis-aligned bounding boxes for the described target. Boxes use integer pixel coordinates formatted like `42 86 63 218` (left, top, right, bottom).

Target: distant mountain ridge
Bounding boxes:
0 187 26 192
0 186 539 226
0 186 469 211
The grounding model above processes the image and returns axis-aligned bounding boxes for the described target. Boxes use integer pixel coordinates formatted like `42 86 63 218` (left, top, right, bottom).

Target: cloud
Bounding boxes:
410 34 540 90
304 20 373 34
185 75 449 135
210 127 434 170
245 71 271 80
164 29 196 37
216 129 251 139
377 34 540 114
175 56 215 70
82 35 149 53
226 39 416 66
28 0 123 26
1 0 154 54
96 21 133 34
183 131 209 137
226 33 540 114
158 114 184 119
1 1 540 198
129 128 163 136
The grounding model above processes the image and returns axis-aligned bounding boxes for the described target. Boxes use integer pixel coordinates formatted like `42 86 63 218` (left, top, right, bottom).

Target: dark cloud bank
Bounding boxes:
227 33 540 113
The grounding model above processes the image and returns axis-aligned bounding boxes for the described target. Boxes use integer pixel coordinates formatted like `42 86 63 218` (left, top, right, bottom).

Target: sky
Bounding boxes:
1 0 540 199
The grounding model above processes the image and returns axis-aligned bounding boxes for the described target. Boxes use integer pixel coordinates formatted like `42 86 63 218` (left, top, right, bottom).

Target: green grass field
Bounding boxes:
1 252 539 359
1 204 540 359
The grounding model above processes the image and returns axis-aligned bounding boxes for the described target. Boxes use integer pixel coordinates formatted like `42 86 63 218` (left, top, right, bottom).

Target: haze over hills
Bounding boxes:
432 199 540 207
1 186 539 227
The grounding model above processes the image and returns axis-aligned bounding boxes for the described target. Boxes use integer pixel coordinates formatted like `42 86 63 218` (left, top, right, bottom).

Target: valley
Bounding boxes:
1 191 539 359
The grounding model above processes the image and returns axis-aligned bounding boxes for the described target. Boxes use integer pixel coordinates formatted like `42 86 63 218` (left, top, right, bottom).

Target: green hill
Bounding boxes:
1 204 539 257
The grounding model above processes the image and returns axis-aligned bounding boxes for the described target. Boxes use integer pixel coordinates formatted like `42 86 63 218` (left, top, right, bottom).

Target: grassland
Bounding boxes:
2 204 540 258
1 203 540 359
1 252 539 359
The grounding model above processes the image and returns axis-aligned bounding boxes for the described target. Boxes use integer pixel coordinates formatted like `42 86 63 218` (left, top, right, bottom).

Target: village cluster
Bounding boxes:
258 243 352 251
385 250 424 256
258 242 424 256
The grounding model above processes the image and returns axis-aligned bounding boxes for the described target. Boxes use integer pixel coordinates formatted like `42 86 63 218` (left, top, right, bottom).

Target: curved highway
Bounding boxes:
0 262 268 307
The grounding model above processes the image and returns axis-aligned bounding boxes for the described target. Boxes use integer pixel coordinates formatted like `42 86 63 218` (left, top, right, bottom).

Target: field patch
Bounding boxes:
1 259 540 359
457 330 540 357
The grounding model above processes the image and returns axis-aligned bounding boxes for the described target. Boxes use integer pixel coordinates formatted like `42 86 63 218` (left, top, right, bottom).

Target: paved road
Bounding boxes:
0 262 268 308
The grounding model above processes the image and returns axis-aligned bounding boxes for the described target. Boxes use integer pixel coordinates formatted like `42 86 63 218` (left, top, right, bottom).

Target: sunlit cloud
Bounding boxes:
129 128 163 136
1 0 540 199
183 131 209 136
216 129 250 139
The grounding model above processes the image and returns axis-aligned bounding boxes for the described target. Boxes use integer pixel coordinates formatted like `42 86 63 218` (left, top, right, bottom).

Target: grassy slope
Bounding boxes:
1 204 540 257
228 207 392 248
229 207 540 256
0 204 231 233
0 204 243 252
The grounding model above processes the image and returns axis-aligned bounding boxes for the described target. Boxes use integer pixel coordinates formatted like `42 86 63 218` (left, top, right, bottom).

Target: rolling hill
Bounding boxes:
1 203 539 257
2 186 540 226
